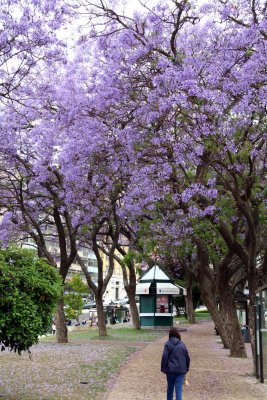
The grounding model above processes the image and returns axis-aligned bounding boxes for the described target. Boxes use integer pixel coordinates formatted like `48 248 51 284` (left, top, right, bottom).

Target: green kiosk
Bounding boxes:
136 265 185 329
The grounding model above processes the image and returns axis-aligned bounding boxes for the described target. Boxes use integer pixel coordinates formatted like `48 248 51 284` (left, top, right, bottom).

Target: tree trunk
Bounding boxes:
218 287 247 358
55 297 68 343
121 257 141 329
194 237 246 354
200 276 247 357
194 237 230 347
200 289 230 349
96 292 107 337
196 259 231 349
127 287 140 329
185 279 195 324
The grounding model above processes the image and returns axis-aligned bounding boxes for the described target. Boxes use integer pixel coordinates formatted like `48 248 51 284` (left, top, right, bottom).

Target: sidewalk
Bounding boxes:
106 321 267 400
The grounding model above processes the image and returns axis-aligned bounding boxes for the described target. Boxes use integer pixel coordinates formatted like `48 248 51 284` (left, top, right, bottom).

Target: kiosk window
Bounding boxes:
156 295 168 313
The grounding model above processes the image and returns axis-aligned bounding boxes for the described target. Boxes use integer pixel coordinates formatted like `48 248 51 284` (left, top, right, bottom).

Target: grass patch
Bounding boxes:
79 346 135 395
195 308 208 313
195 311 211 319
41 326 166 343
174 311 211 324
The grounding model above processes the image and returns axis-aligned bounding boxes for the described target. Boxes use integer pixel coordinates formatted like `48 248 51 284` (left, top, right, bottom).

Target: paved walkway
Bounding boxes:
106 321 267 400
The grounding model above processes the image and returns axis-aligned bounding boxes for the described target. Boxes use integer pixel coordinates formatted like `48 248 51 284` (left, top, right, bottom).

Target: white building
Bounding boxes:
21 236 126 302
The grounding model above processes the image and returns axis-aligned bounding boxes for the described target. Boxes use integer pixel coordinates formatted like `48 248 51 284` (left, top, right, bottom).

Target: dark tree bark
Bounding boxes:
95 291 107 337
77 251 109 337
119 253 140 330
197 269 231 349
194 237 247 356
184 275 195 324
77 216 119 337
55 297 68 343
218 285 246 358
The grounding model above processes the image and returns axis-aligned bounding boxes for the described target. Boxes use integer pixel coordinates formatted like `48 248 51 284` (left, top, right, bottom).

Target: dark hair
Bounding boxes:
169 326 181 340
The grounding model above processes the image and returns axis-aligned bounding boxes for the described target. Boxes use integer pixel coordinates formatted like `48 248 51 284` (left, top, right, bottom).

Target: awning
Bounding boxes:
156 282 185 296
136 281 186 296
135 282 151 295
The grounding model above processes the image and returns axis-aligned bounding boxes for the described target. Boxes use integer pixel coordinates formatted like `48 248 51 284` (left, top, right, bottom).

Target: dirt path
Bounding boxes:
106 321 267 400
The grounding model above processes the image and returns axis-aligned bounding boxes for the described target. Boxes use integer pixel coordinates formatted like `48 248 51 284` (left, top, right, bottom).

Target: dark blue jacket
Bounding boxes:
161 337 190 374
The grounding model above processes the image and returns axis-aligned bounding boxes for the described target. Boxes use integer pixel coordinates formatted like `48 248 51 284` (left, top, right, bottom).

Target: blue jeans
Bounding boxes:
166 373 185 400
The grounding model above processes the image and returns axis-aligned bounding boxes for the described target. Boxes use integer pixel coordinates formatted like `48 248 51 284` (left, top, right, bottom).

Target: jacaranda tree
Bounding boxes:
0 0 266 366
62 0 266 360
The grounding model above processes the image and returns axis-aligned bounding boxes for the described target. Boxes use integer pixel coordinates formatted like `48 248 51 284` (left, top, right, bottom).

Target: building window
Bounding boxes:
88 259 98 267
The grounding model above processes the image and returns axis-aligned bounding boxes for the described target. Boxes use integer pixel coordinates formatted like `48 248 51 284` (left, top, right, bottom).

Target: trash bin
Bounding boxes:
241 326 250 343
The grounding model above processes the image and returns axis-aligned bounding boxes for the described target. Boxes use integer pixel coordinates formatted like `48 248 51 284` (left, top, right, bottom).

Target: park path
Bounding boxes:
106 321 267 400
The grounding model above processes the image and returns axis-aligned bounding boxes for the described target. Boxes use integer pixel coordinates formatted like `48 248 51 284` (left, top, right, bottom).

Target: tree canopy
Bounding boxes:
0 0 266 356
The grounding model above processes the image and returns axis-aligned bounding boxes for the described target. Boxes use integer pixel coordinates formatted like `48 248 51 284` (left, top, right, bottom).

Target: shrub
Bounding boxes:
0 247 62 354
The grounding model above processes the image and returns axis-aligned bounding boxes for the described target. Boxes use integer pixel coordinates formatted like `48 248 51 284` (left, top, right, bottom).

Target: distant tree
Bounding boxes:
0 247 62 354
173 281 201 316
64 275 89 325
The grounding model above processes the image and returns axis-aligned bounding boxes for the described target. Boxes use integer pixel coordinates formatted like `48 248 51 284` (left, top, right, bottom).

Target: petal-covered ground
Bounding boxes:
0 342 137 399
106 321 267 400
1 322 267 400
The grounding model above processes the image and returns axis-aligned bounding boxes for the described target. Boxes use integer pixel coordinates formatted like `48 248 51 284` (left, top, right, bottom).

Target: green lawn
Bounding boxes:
174 310 211 324
41 326 167 343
